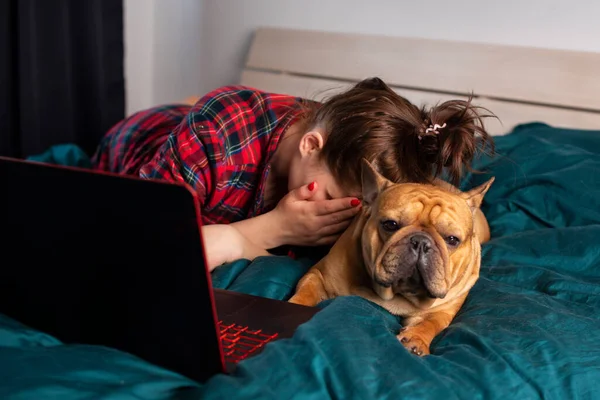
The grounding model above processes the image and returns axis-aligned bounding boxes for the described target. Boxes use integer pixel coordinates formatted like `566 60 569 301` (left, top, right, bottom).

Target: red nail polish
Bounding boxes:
351 199 361 207
308 182 316 191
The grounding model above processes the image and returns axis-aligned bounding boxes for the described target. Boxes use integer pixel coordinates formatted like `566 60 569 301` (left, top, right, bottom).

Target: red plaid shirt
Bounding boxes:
92 86 304 225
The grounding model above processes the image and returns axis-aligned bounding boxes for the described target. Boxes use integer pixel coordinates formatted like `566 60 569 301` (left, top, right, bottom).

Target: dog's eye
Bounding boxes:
380 220 400 232
445 236 461 247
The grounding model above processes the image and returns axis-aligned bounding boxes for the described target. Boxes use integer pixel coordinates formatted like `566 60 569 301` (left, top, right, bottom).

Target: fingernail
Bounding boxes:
308 182 316 191
351 199 361 207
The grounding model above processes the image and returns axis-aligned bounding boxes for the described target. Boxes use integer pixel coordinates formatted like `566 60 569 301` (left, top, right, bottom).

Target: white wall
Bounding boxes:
124 0 204 115
125 0 600 115
123 0 154 115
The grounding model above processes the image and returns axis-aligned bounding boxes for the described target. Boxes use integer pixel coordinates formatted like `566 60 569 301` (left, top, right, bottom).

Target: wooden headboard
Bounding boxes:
240 27 600 136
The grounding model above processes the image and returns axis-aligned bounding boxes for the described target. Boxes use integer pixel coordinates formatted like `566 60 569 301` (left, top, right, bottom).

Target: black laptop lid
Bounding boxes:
0 157 224 382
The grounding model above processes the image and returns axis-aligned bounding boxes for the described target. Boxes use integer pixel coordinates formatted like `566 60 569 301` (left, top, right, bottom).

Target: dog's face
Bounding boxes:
359 160 493 302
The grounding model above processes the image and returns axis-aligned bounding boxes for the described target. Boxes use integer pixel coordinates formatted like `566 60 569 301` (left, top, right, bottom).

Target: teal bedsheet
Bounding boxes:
2 122 599 399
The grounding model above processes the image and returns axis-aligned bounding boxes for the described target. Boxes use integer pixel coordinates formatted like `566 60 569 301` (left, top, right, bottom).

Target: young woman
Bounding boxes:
92 78 493 270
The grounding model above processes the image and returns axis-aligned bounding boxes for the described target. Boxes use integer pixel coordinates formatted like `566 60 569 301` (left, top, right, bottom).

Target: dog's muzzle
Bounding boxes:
374 232 443 300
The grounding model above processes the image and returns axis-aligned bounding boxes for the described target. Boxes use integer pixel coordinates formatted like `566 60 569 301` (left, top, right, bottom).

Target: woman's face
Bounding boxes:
288 131 360 201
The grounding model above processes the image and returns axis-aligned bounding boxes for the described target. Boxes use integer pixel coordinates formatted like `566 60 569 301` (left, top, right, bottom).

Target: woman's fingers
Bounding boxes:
321 206 362 226
317 219 352 237
313 197 361 215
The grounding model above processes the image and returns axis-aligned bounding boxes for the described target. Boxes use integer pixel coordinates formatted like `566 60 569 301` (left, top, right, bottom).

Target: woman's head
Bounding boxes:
287 77 495 199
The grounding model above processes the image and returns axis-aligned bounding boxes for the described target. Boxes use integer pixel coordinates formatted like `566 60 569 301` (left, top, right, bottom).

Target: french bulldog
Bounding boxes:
289 160 494 356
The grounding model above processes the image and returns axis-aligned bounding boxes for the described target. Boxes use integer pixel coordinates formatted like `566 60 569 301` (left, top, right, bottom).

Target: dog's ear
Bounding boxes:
361 159 392 205
461 177 495 210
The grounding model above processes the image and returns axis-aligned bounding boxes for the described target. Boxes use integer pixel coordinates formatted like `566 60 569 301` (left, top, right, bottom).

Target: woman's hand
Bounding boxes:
268 182 362 247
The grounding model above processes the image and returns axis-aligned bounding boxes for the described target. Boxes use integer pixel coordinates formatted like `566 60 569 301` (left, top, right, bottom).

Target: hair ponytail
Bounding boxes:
417 98 496 185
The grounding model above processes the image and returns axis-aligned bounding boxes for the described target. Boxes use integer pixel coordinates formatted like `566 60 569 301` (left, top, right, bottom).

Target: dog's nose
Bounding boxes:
409 234 433 254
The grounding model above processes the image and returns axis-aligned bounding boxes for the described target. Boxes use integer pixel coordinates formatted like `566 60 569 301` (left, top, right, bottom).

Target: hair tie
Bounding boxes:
419 122 447 141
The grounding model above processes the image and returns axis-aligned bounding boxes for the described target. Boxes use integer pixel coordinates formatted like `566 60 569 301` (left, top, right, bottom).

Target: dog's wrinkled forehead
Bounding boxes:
376 184 473 231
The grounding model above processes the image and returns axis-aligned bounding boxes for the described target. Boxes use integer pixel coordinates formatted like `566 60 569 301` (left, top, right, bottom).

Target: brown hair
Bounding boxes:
304 77 495 188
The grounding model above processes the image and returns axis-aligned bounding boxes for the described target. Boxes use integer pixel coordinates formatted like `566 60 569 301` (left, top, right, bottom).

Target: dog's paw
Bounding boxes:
397 327 430 356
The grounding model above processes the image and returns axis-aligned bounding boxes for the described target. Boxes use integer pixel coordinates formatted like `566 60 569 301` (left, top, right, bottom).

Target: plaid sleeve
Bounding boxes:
139 114 214 206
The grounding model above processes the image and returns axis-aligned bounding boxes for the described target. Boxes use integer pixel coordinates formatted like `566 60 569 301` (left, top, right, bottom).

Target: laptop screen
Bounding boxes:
0 157 224 382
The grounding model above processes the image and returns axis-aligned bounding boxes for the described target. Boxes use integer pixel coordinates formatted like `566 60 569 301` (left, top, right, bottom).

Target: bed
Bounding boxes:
3 28 600 399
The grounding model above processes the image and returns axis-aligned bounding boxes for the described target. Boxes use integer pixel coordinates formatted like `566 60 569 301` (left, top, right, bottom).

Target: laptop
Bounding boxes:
0 156 320 383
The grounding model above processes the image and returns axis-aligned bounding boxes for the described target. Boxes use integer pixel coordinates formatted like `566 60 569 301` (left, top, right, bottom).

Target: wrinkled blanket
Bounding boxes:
1 122 599 399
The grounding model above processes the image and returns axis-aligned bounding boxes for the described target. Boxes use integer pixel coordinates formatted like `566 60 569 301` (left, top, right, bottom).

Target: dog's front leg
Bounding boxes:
288 269 328 306
396 304 461 356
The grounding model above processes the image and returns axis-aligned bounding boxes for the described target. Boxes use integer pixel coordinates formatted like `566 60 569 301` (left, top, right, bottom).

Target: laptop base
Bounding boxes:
214 289 320 372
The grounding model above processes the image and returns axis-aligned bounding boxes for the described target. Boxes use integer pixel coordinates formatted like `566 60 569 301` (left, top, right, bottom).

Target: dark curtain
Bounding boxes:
0 0 124 158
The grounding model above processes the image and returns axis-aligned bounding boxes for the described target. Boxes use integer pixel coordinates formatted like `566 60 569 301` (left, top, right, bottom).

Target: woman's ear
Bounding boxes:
298 130 324 157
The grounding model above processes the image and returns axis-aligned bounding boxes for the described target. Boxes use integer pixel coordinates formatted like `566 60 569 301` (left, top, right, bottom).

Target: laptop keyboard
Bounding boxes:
218 321 279 363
